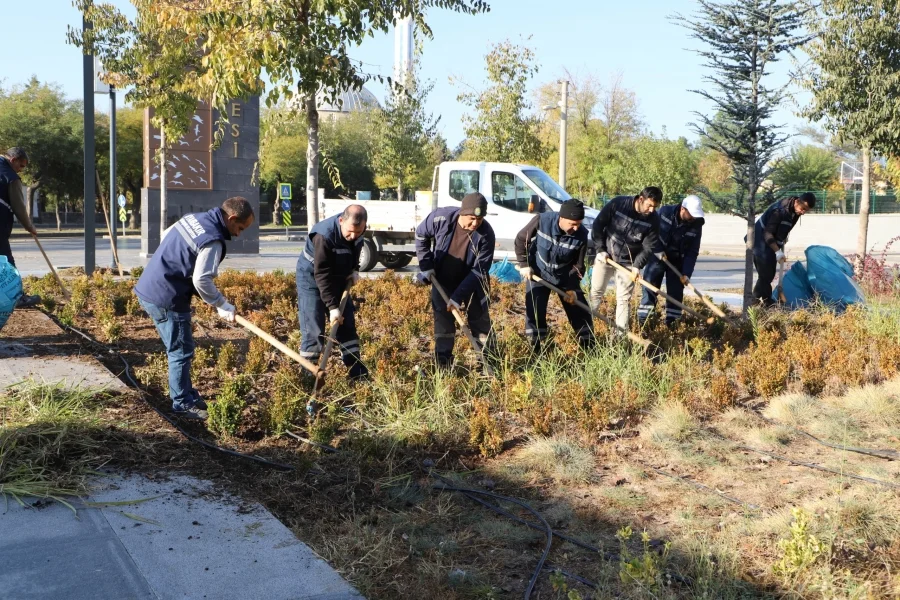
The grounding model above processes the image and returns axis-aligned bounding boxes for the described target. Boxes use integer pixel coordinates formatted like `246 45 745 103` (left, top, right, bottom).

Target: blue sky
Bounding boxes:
5 0 812 150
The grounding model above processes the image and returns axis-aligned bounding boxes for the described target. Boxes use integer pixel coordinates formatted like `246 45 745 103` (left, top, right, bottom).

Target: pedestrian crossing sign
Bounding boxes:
279 183 292 200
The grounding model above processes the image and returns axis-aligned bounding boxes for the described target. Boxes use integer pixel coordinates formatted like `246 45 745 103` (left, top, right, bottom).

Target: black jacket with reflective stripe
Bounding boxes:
591 195 660 268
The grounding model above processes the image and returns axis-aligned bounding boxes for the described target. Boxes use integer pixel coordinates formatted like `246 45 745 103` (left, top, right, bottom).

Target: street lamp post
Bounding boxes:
542 80 569 188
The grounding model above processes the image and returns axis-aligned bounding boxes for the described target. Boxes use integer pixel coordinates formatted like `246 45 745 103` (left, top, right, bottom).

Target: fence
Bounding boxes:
593 190 900 215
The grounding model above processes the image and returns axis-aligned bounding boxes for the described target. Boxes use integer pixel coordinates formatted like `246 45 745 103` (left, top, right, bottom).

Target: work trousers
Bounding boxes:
752 254 778 306
0 204 15 267
589 255 636 332
638 256 685 324
524 280 594 351
296 267 368 380
431 287 495 368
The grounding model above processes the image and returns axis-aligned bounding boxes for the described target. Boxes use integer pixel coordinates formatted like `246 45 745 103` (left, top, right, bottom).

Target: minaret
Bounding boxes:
393 13 414 89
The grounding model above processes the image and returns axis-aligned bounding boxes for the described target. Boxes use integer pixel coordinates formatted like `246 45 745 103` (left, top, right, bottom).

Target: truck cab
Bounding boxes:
432 161 598 250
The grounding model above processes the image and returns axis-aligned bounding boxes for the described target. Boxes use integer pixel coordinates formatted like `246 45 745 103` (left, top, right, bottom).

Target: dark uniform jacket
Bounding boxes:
134 208 229 312
654 204 704 278
591 195 660 269
415 207 495 305
752 198 802 261
515 211 588 289
297 214 363 310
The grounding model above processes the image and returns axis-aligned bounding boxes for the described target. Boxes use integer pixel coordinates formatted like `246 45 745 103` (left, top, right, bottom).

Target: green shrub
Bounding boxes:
208 376 252 437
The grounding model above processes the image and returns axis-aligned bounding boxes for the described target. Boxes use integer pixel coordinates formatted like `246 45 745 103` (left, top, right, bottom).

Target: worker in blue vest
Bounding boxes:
414 192 496 369
0 147 41 307
638 195 705 326
751 192 815 305
514 199 593 351
296 205 369 382
134 197 254 420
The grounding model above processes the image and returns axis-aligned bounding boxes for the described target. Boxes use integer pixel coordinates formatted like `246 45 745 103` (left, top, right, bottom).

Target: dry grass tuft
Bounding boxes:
764 392 817 426
515 435 595 484
641 400 699 446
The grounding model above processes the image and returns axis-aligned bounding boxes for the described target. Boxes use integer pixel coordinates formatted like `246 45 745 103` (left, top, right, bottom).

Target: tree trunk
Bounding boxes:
397 179 404 202
856 146 871 270
55 202 61 232
306 95 320 227
160 123 168 247
25 181 42 223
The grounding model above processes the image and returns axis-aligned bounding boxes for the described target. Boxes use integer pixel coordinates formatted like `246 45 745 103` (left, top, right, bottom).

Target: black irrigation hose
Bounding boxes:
634 460 761 511
542 562 599 589
430 474 552 600
755 413 900 461
53 317 295 472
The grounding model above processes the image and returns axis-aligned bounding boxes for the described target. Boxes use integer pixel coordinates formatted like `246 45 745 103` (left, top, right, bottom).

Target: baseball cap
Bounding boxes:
682 195 705 219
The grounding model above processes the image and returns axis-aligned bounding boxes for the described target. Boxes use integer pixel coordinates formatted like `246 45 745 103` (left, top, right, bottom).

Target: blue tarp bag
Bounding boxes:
0 255 23 331
805 245 865 308
489 257 522 284
774 261 814 308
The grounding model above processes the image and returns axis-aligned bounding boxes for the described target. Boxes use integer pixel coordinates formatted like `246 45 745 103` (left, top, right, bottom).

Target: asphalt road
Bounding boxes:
9 236 749 290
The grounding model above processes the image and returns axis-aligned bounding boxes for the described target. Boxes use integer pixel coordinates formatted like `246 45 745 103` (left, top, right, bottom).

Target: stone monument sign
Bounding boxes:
141 97 260 255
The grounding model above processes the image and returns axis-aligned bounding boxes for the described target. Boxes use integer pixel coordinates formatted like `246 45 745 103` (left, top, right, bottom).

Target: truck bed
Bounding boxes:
320 197 434 233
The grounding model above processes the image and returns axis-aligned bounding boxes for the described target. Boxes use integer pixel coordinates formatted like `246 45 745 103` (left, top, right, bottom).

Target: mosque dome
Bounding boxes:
315 86 380 114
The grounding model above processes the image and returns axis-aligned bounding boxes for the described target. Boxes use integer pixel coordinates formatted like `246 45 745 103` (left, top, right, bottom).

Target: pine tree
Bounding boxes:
676 0 810 312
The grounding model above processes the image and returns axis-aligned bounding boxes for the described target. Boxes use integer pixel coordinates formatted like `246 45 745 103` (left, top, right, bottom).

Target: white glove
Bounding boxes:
348 271 361 287
446 299 462 312
216 302 236 322
597 252 609 263
328 307 342 325
415 270 434 286
517 266 534 280
775 249 786 263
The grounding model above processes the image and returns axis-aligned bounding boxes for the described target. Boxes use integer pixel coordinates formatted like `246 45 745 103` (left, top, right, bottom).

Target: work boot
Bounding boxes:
16 294 41 308
174 404 208 421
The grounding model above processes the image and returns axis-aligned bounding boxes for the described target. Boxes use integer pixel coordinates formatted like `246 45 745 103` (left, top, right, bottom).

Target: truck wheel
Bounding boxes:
358 238 378 272
379 252 413 269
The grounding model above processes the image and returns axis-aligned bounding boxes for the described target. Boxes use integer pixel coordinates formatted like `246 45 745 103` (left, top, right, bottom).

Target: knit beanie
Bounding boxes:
460 192 488 217
559 199 585 221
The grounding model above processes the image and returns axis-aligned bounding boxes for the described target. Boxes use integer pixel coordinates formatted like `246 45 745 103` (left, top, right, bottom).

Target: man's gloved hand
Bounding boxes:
217 302 236 322
517 266 534 281
414 270 434 286
446 299 462 313
328 307 343 326
25 224 38 236
348 271 361 287
775 249 786 263
597 252 609 264
563 290 577 305
655 252 667 262
629 267 641 282
680 275 689 286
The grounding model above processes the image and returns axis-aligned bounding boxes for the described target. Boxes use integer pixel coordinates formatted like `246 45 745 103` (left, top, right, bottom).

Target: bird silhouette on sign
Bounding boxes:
151 173 160 181
167 161 177 168
192 114 204 124
174 171 183 179
189 165 198 173
194 124 200 137
198 164 206 172
172 155 180 162
199 177 208 185
153 135 161 141
189 178 195 185
179 139 189 146
181 154 190 161
194 137 201 143
172 180 184 186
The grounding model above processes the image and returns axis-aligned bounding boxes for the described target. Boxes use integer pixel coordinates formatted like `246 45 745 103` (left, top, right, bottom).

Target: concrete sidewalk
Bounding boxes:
1 310 363 600
0 474 362 600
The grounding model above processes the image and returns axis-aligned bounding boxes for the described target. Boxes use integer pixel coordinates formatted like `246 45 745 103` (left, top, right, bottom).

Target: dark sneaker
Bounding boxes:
16 294 41 308
192 397 208 410
348 362 370 383
174 405 208 421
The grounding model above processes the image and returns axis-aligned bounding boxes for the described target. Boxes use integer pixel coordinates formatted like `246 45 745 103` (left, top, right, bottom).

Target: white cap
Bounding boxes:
682 195 705 219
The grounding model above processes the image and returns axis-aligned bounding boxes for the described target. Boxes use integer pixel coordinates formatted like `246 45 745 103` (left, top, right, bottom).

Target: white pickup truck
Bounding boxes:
319 161 599 271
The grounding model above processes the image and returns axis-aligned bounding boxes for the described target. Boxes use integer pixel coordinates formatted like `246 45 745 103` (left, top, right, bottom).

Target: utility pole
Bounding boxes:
82 16 96 275
109 86 117 267
558 80 568 188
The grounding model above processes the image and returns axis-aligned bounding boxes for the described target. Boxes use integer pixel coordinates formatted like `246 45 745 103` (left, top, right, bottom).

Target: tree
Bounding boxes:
695 148 734 193
370 61 439 200
801 0 900 260
676 0 810 312
456 41 546 164
71 0 205 240
0 78 83 222
135 1 488 229
618 137 698 200
771 145 839 190
599 72 644 147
